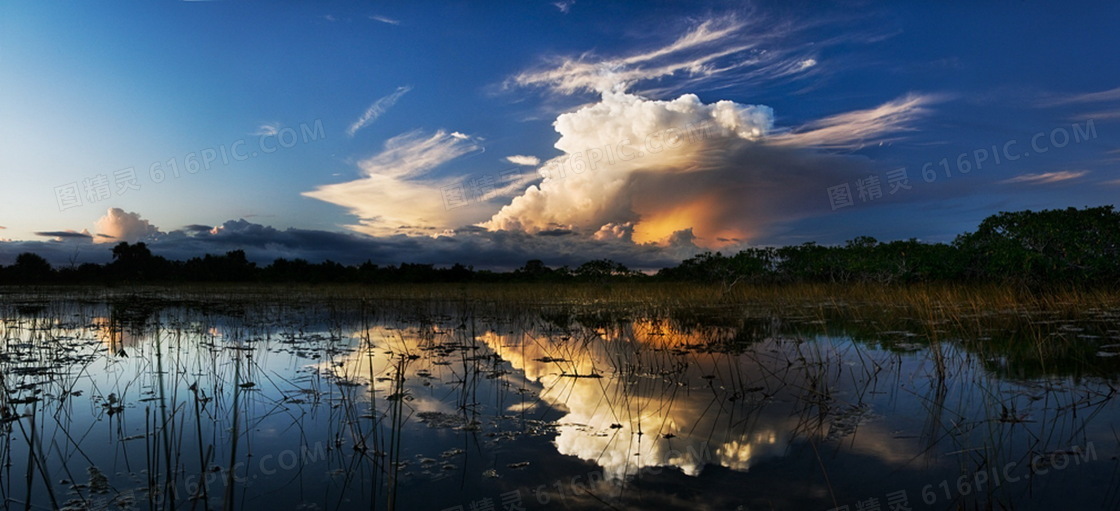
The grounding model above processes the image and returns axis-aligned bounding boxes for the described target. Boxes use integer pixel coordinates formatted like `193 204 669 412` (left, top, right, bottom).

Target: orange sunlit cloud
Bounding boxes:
632 193 758 248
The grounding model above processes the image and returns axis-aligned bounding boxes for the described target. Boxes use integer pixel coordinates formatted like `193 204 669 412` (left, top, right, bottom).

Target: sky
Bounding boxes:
1 1 1118 269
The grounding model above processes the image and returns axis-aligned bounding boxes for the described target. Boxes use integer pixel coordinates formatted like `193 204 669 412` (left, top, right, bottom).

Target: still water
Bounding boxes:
1 290 1117 510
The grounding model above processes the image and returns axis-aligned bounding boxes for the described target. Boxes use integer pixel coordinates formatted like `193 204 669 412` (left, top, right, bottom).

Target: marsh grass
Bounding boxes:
7 281 1116 319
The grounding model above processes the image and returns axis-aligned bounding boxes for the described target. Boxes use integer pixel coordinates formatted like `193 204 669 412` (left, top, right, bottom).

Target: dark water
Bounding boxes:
1 292 1118 510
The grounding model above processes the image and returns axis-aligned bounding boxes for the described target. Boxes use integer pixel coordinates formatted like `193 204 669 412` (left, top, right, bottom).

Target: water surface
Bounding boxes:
1 290 1117 510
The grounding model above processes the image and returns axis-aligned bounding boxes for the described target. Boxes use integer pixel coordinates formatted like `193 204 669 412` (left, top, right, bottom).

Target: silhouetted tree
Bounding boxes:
183 250 258 281
8 253 53 282
955 206 1120 286
515 259 557 281
574 259 636 282
107 242 174 281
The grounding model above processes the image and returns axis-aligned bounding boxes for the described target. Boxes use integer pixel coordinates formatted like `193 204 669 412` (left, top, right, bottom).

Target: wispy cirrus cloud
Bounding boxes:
770 93 940 150
999 170 1089 185
505 155 541 166
253 122 281 136
1089 111 1120 120
1037 86 1120 120
350 129 478 179
347 86 412 137
1039 86 1120 106
508 16 821 96
303 130 495 236
370 15 400 25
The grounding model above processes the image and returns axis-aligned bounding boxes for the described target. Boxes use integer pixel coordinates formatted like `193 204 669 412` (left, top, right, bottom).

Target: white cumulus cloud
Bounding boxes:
94 208 162 244
481 88 929 248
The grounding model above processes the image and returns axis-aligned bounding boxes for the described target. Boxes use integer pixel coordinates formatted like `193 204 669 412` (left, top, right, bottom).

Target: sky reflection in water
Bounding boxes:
0 297 1117 510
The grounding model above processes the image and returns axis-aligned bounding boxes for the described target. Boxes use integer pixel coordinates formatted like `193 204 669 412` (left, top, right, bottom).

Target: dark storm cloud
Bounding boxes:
1 218 690 270
537 229 575 237
34 231 93 239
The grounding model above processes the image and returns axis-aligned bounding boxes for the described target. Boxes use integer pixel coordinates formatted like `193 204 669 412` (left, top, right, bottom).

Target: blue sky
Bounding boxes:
1 1 1118 268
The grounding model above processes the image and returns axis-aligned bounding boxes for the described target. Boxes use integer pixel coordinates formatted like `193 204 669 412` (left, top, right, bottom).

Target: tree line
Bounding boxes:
2 207 1117 287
